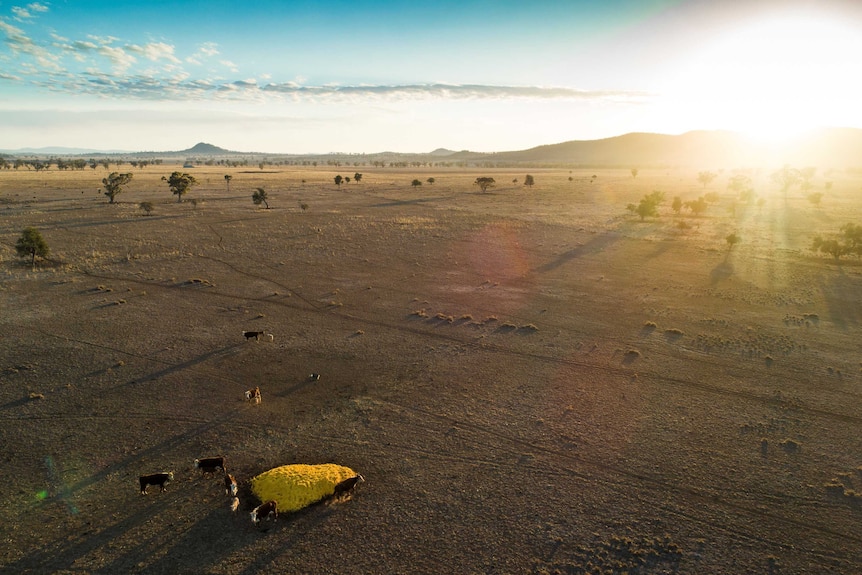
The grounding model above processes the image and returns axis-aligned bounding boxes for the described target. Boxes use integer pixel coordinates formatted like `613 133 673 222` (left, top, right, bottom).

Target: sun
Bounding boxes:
656 11 862 143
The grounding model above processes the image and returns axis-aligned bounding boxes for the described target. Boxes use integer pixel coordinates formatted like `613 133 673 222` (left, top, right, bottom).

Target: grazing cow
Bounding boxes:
243 330 266 341
225 473 238 496
244 387 261 404
229 497 240 512
194 456 226 474
139 472 174 495
251 500 278 525
332 474 365 499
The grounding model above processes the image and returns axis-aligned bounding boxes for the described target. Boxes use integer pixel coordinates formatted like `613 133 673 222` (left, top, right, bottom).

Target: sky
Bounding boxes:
2 0 862 154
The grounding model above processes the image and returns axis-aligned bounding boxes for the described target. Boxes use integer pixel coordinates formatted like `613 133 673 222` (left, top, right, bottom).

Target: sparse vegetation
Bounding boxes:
15 227 49 265
811 223 862 259
627 190 664 220
139 201 154 215
101 171 133 204
3 163 862 575
163 171 198 202
474 176 495 192
252 187 270 209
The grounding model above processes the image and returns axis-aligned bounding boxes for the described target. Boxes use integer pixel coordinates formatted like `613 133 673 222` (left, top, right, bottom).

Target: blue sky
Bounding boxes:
2 0 862 153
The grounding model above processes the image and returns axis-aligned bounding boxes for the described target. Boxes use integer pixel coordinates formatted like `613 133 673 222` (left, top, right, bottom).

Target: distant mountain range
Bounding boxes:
4 129 862 168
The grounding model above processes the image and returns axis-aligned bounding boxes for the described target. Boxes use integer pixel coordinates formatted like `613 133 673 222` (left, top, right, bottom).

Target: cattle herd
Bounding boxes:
138 455 281 528
135 330 340 528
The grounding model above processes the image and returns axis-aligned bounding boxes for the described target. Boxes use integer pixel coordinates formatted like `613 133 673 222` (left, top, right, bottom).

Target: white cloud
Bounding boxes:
220 59 239 73
127 41 181 64
97 44 136 72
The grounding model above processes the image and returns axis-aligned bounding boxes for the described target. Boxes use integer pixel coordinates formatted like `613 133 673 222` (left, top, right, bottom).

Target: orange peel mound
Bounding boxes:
250 463 359 512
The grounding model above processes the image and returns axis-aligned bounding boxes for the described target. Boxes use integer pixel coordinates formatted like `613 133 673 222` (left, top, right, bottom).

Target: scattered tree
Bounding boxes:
353 172 362 183
524 174 535 188
345 176 351 184
411 179 422 187
101 172 133 204
474 177 496 192
671 196 682 214
771 165 801 201
807 192 823 207
163 171 198 203
334 175 343 186
626 191 665 221
16 227 49 265
630 168 639 178
139 201 154 216
684 197 709 216
224 174 232 192
811 223 862 260
426 177 435 185
252 187 270 209
697 171 717 188
726 232 741 250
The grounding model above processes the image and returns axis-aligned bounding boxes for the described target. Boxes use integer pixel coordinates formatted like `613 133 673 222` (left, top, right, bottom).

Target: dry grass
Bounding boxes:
2 164 862 574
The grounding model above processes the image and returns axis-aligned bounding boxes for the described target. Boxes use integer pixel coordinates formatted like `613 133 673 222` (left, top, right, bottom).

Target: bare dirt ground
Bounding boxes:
1 164 861 574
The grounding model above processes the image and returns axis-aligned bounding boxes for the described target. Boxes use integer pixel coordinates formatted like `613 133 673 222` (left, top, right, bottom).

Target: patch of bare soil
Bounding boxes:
1 166 862 574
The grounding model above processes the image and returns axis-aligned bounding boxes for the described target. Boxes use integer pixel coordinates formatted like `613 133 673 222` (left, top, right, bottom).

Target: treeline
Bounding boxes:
0 158 163 171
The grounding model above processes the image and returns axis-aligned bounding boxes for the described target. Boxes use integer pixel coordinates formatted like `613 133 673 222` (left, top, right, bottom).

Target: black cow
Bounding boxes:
139 472 174 494
194 456 226 474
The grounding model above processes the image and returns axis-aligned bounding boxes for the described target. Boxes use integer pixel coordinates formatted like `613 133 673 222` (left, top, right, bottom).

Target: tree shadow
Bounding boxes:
709 258 734 286
818 266 862 329
371 196 447 207
533 232 621 274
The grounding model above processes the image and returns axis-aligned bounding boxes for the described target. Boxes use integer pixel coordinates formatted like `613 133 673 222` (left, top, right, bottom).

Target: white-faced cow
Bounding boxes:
251 500 278 525
243 330 266 342
194 456 226 474
225 473 238 496
139 471 174 495
244 387 261 404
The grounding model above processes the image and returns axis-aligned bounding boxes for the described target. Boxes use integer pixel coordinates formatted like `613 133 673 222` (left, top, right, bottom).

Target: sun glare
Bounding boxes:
658 11 862 143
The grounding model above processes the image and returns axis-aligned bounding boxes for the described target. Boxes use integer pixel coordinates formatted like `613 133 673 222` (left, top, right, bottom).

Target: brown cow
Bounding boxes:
244 387 261 404
251 500 278 524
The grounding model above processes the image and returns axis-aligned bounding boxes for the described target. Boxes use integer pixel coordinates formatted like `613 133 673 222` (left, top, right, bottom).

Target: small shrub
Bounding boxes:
780 438 800 453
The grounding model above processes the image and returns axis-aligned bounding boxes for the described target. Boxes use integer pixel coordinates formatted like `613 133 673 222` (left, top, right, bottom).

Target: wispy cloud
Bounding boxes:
1 11 647 107
186 41 219 65
1 16 63 71
127 41 180 64
11 2 48 21
259 82 648 102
